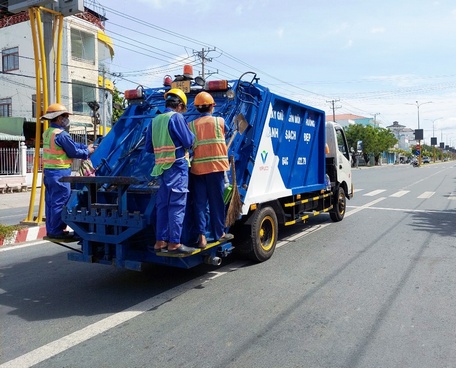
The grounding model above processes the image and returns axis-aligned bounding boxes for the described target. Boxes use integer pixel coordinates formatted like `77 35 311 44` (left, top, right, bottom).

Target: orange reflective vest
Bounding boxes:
43 128 72 169
151 112 176 176
188 116 229 175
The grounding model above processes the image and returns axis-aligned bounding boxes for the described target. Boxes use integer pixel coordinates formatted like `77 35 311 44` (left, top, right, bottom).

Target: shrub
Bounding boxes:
0 223 22 243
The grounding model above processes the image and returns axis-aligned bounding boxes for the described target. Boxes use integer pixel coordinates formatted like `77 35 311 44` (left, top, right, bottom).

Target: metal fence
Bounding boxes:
0 129 88 175
0 147 21 175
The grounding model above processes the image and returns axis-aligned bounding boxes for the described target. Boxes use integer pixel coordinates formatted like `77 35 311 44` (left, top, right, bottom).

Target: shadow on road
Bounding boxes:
0 249 235 322
407 207 456 238
0 215 332 323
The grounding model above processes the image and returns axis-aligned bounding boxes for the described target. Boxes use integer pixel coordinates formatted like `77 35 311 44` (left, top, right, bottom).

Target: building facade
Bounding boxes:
0 2 114 143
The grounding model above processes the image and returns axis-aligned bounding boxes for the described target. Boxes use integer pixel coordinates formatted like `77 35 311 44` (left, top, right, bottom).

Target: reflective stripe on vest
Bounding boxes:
188 116 229 175
43 128 72 169
151 112 177 176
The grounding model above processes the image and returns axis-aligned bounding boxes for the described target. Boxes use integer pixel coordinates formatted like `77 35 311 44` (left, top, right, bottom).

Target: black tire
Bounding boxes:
247 206 278 262
330 186 346 222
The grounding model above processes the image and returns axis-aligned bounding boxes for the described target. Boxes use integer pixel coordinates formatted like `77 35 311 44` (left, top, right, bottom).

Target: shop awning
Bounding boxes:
0 117 25 141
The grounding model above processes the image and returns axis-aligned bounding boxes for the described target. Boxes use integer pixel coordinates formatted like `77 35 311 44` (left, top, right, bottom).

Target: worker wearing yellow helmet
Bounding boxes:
41 103 95 240
144 88 196 253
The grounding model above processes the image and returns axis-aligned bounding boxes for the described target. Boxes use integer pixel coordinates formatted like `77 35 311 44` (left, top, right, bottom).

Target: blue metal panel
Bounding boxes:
268 94 326 193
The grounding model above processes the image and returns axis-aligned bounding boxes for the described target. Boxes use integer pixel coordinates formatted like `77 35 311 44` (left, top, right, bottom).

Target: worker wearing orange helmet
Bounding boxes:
41 103 95 240
188 91 232 248
145 88 196 253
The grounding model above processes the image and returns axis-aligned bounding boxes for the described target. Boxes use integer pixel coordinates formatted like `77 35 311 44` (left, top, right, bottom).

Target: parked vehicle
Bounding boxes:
53 71 353 270
422 156 430 163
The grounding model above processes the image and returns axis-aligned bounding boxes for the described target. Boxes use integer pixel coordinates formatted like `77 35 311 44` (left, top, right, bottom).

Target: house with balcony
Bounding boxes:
0 1 114 148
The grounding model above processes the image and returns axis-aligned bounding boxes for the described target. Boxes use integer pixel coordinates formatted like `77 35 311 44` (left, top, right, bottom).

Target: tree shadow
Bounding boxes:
406 206 456 238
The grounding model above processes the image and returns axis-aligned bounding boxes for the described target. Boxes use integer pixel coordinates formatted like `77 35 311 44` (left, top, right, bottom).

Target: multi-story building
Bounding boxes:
0 1 114 144
326 113 380 128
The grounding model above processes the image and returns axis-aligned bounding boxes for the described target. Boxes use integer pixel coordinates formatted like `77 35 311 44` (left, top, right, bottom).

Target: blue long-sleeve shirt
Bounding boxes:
50 123 91 160
145 108 195 159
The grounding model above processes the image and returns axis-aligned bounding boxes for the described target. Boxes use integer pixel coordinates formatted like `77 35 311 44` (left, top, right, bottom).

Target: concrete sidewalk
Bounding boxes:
0 190 46 246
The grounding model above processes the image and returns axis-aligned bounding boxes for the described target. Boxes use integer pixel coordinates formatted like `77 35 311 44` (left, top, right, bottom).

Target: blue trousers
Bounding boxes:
43 168 71 236
190 171 226 241
155 162 189 244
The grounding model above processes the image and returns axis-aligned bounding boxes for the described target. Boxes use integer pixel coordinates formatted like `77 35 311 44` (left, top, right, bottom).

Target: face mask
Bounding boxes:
61 117 70 130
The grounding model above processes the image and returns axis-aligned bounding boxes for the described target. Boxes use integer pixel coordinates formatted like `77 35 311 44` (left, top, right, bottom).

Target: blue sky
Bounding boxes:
99 0 456 146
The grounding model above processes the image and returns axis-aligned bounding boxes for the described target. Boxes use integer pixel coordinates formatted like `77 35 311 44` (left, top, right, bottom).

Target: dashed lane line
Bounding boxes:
389 190 410 197
417 191 435 199
363 189 387 196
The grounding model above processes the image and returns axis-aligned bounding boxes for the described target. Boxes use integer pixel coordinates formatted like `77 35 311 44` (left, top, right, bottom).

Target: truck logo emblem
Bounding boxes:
261 150 268 163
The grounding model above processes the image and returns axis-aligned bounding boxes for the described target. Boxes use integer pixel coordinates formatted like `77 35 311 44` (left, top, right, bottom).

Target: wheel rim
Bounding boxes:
259 215 275 251
338 191 346 215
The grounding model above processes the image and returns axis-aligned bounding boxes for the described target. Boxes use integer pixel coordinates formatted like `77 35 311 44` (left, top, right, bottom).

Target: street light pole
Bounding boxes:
406 100 432 166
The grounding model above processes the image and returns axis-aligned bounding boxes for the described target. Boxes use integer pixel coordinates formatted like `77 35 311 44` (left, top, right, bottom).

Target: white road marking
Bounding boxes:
417 191 435 199
389 190 410 197
347 206 452 214
345 197 386 217
0 240 48 252
363 189 386 196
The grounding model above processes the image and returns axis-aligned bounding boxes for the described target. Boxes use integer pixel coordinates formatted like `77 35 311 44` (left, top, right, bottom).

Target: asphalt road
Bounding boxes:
1 161 455 368
0 191 41 226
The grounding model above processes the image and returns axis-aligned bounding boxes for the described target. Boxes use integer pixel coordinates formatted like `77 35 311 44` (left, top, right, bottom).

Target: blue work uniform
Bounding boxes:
145 108 195 244
188 113 230 241
43 123 90 236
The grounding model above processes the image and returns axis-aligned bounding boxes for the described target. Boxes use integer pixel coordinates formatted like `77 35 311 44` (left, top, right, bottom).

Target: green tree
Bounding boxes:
373 127 397 164
112 87 125 124
344 124 397 166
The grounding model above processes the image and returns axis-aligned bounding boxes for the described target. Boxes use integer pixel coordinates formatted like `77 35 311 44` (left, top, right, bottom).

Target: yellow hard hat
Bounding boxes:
194 91 215 107
41 103 70 120
164 88 187 108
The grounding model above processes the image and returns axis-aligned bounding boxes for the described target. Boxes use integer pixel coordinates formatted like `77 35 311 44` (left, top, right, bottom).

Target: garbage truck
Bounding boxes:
54 71 353 270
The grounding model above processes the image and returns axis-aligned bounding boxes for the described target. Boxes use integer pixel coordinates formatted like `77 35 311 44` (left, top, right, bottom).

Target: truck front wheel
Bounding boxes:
330 186 346 222
249 206 278 262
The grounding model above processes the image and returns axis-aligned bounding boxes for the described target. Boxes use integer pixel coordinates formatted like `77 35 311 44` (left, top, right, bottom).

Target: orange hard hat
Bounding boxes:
41 103 70 120
194 91 215 107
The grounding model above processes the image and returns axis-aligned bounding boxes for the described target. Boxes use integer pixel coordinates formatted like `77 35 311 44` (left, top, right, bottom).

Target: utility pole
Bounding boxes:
326 99 341 122
372 113 381 126
193 47 217 79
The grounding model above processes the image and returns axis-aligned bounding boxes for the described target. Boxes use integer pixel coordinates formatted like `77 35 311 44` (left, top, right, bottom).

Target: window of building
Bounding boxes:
2 47 19 72
32 94 44 118
72 81 96 115
71 29 95 63
0 98 12 117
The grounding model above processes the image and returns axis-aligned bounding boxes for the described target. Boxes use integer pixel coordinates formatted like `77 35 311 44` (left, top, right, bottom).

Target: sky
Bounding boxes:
97 0 456 146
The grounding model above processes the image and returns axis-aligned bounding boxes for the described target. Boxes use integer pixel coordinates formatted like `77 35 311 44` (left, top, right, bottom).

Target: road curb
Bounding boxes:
0 225 47 247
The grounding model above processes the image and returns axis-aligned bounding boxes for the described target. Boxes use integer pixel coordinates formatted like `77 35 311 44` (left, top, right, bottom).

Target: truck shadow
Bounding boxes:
0 216 331 323
0 248 233 322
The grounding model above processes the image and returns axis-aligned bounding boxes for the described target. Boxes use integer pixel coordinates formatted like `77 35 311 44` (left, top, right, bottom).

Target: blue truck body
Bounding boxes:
60 72 353 270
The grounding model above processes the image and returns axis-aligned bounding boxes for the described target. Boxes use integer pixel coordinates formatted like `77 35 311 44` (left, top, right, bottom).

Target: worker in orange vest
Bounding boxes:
188 92 233 247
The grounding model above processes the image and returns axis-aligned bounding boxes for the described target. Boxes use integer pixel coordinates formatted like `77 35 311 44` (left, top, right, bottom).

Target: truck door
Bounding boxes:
335 127 352 195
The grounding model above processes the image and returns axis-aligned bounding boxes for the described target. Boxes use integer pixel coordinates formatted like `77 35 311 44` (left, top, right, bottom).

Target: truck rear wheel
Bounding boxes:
330 186 346 222
248 206 278 262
